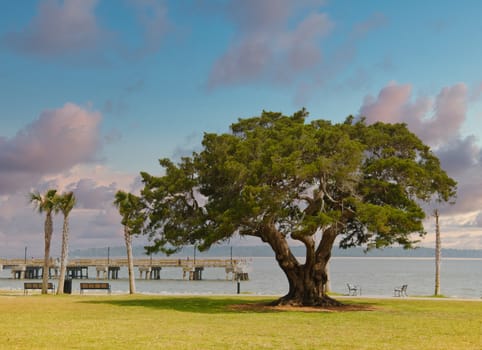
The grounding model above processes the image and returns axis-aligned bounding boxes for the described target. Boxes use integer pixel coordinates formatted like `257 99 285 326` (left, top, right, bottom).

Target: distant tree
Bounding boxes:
56 191 76 295
113 190 144 294
29 189 58 294
139 110 457 306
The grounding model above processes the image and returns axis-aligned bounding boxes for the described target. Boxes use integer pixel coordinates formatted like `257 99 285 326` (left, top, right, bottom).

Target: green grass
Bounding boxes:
1 293 481 349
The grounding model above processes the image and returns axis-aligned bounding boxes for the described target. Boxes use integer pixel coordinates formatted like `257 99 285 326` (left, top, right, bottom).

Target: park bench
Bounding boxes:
24 282 55 295
394 284 408 297
347 283 361 296
80 282 111 294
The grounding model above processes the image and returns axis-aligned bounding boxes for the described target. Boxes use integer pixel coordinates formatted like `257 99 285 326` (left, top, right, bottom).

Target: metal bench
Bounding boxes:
24 282 55 295
80 282 111 294
347 283 361 296
394 284 408 297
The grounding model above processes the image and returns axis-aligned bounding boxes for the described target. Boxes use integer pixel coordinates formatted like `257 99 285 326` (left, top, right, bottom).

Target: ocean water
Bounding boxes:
1 257 481 299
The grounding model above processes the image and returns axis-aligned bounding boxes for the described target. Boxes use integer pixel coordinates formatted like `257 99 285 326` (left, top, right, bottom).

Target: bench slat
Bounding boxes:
24 282 55 294
80 282 111 294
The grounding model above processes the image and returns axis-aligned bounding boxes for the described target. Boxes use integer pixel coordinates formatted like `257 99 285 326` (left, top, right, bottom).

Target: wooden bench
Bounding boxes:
347 283 361 296
80 282 111 294
394 284 408 297
24 282 55 295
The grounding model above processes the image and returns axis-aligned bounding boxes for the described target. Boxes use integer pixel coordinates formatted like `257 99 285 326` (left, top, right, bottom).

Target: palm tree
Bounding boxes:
56 191 76 294
113 190 144 294
29 189 58 294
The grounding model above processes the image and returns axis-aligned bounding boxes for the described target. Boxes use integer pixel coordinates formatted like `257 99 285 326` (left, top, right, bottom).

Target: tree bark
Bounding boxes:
324 261 331 293
263 224 341 307
57 216 69 294
42 212 53 294
125 227 136 294
434 209 441 296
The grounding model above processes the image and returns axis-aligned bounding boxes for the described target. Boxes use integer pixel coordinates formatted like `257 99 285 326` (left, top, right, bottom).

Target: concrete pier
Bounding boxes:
1 257 249 281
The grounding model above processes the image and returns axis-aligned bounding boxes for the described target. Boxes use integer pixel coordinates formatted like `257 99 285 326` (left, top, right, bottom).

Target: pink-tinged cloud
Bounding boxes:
2 0 171 63
352 12 387 39
0 167 141 256
0 103 102 195
359 82 468 147
436 135 481 177
3 0 105 57
127 0 171 58
359 82 414 124
359 82 482 232
208 1 333 88
66 179 117 210
227 0 301 32
284 13 332 71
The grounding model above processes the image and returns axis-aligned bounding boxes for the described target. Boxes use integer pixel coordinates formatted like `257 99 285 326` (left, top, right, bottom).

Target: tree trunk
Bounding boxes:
274 264 341 306
263 225 341 307
125 227 136 294
57 216 69 294
434 209 441 296
324 261 331 293
42 212 53 294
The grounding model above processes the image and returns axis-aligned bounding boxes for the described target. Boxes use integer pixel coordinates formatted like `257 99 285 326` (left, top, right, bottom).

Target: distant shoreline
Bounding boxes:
67 245 482 259
3 245 480 260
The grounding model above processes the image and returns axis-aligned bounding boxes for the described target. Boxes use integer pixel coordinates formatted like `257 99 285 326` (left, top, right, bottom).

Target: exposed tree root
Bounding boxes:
270 294 343 307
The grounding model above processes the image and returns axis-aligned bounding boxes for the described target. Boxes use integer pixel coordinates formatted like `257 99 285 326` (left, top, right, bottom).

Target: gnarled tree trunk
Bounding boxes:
263 224 341 307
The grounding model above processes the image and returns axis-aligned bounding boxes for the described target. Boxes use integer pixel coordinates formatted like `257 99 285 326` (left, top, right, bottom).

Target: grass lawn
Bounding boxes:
1 293 481 349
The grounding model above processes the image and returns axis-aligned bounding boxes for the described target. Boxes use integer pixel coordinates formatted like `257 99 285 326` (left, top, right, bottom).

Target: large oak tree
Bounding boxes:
139 110 456 306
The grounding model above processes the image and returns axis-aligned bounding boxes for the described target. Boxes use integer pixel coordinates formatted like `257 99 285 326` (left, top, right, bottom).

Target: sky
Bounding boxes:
2 0 482 257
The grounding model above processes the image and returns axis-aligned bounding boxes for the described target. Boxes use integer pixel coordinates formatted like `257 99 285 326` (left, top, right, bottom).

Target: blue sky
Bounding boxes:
1 0 482 256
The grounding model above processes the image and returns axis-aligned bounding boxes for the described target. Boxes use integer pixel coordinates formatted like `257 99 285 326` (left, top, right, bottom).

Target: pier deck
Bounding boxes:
0 257 249 281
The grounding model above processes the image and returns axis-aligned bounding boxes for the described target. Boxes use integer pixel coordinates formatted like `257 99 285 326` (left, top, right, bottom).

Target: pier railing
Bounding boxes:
0 257 249 281
0 257 244 267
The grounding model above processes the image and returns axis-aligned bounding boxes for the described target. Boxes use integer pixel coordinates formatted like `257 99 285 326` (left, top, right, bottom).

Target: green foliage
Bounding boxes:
55 191 76 216
113 190 145 235
139 110 456 256
29 189 58 214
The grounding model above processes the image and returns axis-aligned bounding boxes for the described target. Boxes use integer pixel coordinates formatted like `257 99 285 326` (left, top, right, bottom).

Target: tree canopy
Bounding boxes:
139 110 456 306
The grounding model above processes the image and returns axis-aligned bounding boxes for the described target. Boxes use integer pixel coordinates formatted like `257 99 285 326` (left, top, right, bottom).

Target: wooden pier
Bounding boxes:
0 257 249 281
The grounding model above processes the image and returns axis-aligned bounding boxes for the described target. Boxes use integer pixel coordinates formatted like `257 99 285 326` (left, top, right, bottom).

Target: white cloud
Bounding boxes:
0 103 102 195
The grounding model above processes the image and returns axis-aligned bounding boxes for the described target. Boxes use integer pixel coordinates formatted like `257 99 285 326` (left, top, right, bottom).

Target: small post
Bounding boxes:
193 245 196 265
24 246 27 264
434 209 441 296
230 246 233 264
237 276 240 294
107 247 110 265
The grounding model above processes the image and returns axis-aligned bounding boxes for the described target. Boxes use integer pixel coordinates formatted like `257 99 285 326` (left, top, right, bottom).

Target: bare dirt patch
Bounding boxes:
229 302 377 313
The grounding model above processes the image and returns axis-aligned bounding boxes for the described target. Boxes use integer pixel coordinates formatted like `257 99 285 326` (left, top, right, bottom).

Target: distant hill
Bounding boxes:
70 245 482 259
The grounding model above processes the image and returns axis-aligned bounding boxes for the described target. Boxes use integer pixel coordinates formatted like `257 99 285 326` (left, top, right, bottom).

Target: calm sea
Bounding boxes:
1 257 481 299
